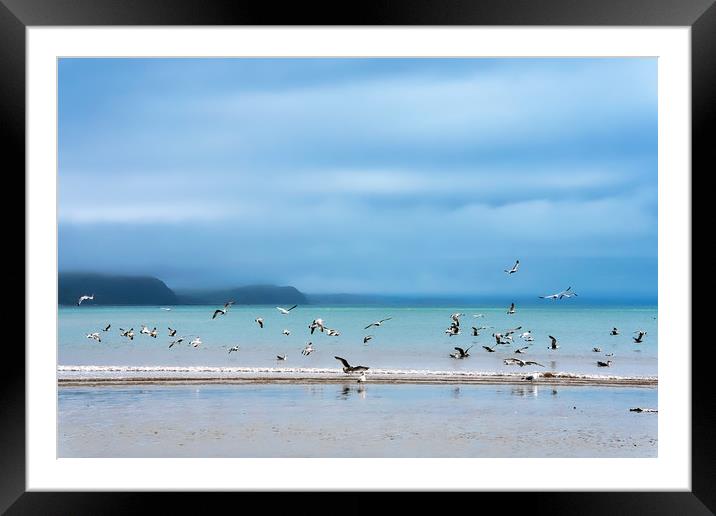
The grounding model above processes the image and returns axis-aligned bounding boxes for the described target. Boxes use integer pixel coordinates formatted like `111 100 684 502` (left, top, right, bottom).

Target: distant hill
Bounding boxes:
59 273 178 306
175 285 309 305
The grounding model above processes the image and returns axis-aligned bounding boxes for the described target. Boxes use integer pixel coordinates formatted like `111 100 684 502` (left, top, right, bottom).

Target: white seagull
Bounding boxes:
301 342 315 356
119 328 134 340
86 332 101 343
364 317 392 330
450 313 465 326
190 337 202 348
140 325 152 336
309 319 326 334
276 305 298 315
504 358 545 367
539 286 577 300
276 354 287 361
77 294 94 306
504 260 520 274
282 329 291 336
228 346 240 354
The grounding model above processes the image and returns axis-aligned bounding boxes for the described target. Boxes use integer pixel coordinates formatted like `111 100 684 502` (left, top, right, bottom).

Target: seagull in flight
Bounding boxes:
610 327 620 336
539 286 577 300
597 360 612 367
168 327 177 337
450 313 464 326
309 319 326 334
633 330 647 343
519 331 533 341
119 328 134 340
228 346 240 354
504 358 545 367
445 323 460 336
326 328 341 336
301 342 315 356
482 345 497 353
452 346 473 359
548 335 559 350
592 347 602 353
514 346 529 354
504 260 520 274
140 325 152 336
102 324 111 332
190 337 202 348
276 305 298 315
363 335 374 344
276 354 287 361
149 327 158 338
255 317 264 328
471 327 480 337
86 332 101 343
364 317 392 330
334 356 370 373
507 303 516 315
77 294 94 306
472 313 486 318
282 329 291 336
168 337 184 348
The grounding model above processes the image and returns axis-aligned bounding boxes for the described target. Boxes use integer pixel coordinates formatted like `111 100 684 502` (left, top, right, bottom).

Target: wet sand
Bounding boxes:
58 383 657 458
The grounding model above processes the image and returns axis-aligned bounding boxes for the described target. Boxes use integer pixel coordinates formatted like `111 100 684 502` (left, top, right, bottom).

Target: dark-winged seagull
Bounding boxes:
539 286 577 300
102 324 111 332
548 335 559 350
255 317 264 328
633 330 647 343
504 260 520 274
597 360 612 367
507 302 516 315
364 317 392 330
610 327 620 336
334 356 370 374
228 345 240 354
168 327 177 337
363 335 374 344
452 346 473 359
504 358 545 367
276 305 298 315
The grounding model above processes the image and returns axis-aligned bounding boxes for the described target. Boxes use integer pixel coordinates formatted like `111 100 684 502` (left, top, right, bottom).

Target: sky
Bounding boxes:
58 58 657 300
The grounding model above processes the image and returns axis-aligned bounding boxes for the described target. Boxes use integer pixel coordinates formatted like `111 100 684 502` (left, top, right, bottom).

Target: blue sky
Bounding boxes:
58 58 657 299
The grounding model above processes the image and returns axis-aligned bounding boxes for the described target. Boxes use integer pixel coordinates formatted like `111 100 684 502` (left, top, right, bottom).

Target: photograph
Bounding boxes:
56 56 658 459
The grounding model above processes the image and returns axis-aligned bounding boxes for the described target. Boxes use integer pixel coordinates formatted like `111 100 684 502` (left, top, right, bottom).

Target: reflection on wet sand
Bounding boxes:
337 384 367 400
511 385 539 397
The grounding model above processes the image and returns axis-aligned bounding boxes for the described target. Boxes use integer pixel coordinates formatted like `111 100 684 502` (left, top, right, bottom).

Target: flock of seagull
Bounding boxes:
77 259 651 383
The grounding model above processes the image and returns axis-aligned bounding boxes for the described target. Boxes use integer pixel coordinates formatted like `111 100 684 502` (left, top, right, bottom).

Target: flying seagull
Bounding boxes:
482 345 497 353
168 327 177 337
255 317 264 328
364 317 392 330
77 294 94 306
539 286 577 300
119 328 134 340
504 358 545 367
363 335 374 344
228 345 240 354
504 260 520 274
597 360 612 367
282 329 291 336
168 337 184 348
309 319 326 334
276 305 298 315
450 313 464 326
452 346 473 359
86 332 101 343
610 327 620 336
334 356 370 374
140 325 152 336
507 303 516 315
633 330 647 343
471 327 480 337
190 337 202 348
301 342 315 356
102 324 111 332
276 354 287 361
514 346 529 354
548 335 559 350
592 347 602 353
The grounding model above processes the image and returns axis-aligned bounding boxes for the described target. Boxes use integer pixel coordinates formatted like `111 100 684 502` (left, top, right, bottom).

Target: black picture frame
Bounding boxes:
4 0 709 513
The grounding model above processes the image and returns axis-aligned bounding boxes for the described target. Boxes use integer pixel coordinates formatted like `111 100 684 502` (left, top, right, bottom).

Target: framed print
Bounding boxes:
5 0 710 513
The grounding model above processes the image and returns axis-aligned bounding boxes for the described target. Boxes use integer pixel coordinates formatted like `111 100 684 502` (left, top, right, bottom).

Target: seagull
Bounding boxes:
597 360 612 367
482 345 497 353
445 323 460 336
326 328 341 336
149 327 158 338
450 313 464 326
592 347 602 353
471 327 480 337
190 337 202 348
228 346 240 354
334 356 370 373
472 313 486 318
504 358 545 367
364 317 392 330
168 327 177 337
548 335 559 350
276 354 287 361
630 407 658 413
539 286 577 300
633 330 647 343
301 342 315 356
357 372 367 383
140 325 151 336
452 346 473 359
363 335 374 344
514 346 529 354
168 337 184 348
282 329 291 336
86 332 101 343
605 352 615 357
212 308 228 319
504 326 522 336
309 319 326 334
610 327 620 336
507 303 516 315
504 260 520 274
255 317 264 328
102 324 111 332
276 305 298 315
77 294 94 306
161 307 172 311
119 328 134 340
519 331 533 340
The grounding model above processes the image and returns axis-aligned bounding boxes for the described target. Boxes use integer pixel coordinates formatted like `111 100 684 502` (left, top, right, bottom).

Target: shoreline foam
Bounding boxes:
57 365 657 387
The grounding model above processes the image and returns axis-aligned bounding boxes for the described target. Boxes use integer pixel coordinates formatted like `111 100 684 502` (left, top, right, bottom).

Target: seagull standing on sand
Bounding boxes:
334 356 370 374
357 372 367 383
548 335 559 350
77 294 94 306
86 332 101 343
504 260 520 274
364 317 392 330
255 317 264 328
507 303 516 315
276 305 298 315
